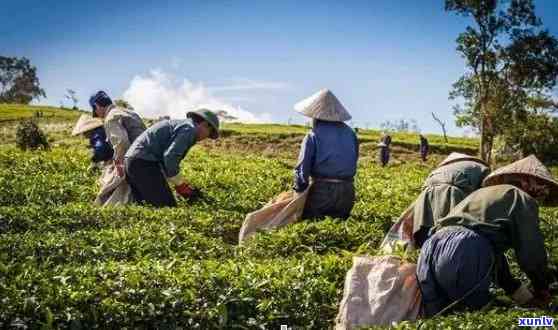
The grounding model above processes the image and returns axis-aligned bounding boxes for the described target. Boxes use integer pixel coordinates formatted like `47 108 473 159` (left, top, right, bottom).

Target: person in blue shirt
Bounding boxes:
377 133 392 167
88 127 114 164
293 89 359 220
71 114 114 169
124 109 220 207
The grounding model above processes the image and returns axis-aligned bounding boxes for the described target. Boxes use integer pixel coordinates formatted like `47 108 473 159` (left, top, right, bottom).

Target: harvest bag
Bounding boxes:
94 163 132 206
238 187 310 243
335 255 422 329
380 202 416 252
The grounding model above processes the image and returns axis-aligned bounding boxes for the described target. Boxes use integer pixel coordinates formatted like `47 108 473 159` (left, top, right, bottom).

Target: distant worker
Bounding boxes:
419 134 429 162
71 114 114 170
417 155 557 317
293 89 358 220
377 133 391 167
124 109 220 207
89 91 147 177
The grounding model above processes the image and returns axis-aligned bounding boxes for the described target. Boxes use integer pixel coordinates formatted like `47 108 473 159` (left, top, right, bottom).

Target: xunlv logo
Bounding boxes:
518 316 554 327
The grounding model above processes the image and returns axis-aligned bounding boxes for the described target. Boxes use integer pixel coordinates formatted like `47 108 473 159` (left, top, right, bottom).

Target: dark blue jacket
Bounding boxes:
294 120 359 192
89 127 114 163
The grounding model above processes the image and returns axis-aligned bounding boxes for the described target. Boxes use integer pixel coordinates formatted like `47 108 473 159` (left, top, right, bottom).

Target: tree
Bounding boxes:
65 89 78 110
498 96 558 163
114 99 134 110
446 0 558 162
431 112 449 143
0 56 45 104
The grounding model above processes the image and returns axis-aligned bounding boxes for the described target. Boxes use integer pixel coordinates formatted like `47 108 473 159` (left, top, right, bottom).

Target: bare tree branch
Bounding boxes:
431 112 449 143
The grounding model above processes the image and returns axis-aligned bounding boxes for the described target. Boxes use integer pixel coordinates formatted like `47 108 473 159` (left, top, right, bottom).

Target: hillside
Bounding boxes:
0 104 556 329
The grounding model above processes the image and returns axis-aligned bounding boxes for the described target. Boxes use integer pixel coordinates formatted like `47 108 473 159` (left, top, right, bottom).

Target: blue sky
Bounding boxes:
2 0 558 135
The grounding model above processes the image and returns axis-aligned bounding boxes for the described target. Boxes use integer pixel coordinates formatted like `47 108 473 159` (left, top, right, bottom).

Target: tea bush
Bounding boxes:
15 119 49 151
1 105 557 329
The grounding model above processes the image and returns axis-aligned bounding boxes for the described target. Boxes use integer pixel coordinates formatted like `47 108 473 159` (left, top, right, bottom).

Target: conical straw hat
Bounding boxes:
71 114 104 136
482 155 558 206
294 89 351 122
438 152 489 168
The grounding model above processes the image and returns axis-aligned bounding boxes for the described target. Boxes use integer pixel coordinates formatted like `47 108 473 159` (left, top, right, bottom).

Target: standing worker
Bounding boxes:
124 109 220 207
378 133 392 167
419 134 429 162
293 89 358 220
417 155 557 317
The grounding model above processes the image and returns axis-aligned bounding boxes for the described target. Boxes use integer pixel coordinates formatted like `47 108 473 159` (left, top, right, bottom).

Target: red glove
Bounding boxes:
527 290 553 308
175 183 194 199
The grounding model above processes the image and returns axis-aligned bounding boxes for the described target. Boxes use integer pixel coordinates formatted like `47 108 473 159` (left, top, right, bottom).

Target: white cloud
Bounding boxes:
209 78 290 92
122 70 273 123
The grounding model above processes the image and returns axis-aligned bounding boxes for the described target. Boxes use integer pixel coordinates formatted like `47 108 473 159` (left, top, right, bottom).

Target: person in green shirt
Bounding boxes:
382 153 490 250
417 155 557 317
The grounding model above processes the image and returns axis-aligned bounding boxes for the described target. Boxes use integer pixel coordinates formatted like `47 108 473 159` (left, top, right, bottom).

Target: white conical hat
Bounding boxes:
294 89 351 122
482 155 558 206
438 152 489 168
71 114 104 136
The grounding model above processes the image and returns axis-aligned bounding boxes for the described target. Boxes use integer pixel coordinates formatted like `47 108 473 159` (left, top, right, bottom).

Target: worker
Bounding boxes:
89 91 146 177
71 114 114 170
417 155 557 317
419 134 429 162
378 133 392 167
293 89 358 220
124 109 220 207
412 152 490 247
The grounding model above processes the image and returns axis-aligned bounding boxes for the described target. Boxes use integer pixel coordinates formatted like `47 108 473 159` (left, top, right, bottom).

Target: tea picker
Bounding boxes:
416 155 558 317
71 114 114 171
293 89 359 220
124 109 220 207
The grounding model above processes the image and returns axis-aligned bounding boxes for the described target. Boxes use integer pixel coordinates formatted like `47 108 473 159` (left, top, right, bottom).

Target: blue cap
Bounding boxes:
89 91 112 117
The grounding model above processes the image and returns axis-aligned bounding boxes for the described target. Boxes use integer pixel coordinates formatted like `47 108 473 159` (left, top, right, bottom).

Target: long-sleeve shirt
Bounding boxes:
412 160 490 246
104 106 146 162
434 184 550 291
89 127 114 163
125 119 197 178
294 120 358 192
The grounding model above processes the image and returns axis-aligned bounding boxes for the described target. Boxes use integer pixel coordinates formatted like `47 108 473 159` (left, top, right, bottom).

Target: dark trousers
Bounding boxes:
416 226 493 317
379 147 390 166
302 180 355 220
125 157 177 208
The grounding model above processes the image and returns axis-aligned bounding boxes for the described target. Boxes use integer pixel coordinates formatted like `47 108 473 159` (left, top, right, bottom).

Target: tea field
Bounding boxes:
0 105 557 329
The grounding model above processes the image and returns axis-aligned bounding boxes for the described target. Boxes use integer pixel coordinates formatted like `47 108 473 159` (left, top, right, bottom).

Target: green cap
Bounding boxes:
187 109 220 139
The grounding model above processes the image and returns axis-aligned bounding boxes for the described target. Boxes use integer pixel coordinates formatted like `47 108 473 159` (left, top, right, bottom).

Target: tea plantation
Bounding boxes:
0 105 557 329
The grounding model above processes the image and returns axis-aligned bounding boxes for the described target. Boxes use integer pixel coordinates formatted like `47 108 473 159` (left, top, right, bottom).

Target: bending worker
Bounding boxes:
71 114 114 170
411 152 490 247
89 91 146 177
124 109 220 207
417 155 557 317
293 89 358 220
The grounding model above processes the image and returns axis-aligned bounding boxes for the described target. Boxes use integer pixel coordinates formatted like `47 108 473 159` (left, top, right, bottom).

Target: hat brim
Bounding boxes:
438 156 489 168
187 112 219 139
483 172 558 206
